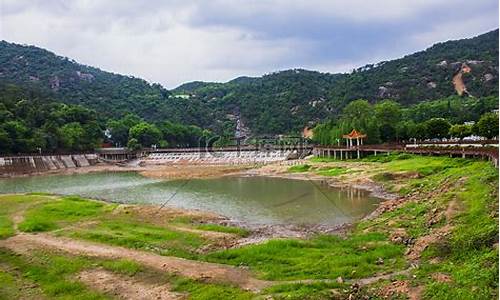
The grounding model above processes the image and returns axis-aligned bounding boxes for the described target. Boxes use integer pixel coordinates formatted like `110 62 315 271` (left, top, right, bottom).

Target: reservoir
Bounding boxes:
0 172 381 226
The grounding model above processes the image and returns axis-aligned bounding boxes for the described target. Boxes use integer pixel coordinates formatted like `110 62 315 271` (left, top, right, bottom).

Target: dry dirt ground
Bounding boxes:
78 269 185 300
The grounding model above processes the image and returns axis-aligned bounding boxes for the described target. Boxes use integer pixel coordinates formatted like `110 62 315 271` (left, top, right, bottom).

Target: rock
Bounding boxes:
483 73 494 82
329 289 342 298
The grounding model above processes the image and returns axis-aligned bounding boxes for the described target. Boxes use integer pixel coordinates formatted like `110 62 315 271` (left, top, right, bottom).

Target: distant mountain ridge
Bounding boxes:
0 29 498 134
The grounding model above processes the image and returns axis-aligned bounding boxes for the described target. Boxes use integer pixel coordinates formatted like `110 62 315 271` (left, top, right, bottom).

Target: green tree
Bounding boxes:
473 112 499 139
58 122 86 151
374 100 401 142
449 124 472 139
129 122 161 147
127 138 141 151
424 118 451 139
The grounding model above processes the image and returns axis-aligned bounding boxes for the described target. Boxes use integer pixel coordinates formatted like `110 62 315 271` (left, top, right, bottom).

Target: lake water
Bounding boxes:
0 172 381 226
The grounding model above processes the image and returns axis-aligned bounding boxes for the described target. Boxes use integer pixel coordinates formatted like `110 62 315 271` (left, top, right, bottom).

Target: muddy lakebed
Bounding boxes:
0 171 382 227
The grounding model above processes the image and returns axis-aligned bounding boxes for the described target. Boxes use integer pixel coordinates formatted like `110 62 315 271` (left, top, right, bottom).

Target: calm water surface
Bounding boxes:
0 172 381 226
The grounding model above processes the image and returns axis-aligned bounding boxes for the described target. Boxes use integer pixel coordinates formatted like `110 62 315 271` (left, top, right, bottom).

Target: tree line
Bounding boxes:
312 96 499 145
0 84 214 155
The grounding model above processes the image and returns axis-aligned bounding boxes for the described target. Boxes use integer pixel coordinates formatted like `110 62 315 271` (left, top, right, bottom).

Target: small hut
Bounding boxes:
342 129 366 148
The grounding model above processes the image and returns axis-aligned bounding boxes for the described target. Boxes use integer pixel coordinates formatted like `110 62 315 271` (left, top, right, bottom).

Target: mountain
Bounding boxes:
0 29 498 135
0 41 171 121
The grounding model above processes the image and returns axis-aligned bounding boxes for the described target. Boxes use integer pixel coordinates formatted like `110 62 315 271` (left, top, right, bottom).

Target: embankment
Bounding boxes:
0 154 99 177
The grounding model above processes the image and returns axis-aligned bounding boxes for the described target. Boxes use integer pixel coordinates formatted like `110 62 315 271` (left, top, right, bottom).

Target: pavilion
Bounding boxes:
343 129 366 148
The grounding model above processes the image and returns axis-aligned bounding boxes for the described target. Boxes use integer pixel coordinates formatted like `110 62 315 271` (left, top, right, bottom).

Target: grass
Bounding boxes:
0 249 107 300
0 194 53 239
356 155 499 299
100 259 143 276
287 164 311 173
0 193 247 261
64 219 206 259
309 156 338 163
0 216 13 240
0 247 257 300
206 232 406 281
195 223 250 237
170 277 254 300
315 166 348 177
18 195 114 232
263 282 345 300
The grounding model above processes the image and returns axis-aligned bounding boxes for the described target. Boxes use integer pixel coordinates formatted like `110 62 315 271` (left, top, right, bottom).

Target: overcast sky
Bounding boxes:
0 0 498 88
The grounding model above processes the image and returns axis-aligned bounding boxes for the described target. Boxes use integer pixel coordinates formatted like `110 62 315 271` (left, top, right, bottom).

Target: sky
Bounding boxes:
0 0 498 88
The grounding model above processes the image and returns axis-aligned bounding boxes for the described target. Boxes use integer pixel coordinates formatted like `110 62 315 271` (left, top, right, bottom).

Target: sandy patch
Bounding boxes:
77 269 185 300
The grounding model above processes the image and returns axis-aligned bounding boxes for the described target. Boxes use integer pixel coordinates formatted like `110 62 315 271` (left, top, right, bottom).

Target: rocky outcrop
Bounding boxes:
452 63 471 96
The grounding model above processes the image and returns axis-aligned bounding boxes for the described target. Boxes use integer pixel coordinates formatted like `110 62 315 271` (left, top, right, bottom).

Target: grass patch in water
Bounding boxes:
287 164 311 173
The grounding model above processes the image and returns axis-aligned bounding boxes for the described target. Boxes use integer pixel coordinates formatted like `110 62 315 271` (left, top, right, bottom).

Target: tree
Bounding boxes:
474 112 499 139
397 121 417 141
129 122 161 147
107 114 142 147
424 118 451 139
449 124 472 139
0 128 12 152
107 120 129 147
341 99 372 130
127 138 141 151
375 100 401 142
58 122 85 151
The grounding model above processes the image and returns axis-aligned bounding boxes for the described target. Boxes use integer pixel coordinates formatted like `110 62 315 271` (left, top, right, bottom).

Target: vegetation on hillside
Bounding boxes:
1 30 498 136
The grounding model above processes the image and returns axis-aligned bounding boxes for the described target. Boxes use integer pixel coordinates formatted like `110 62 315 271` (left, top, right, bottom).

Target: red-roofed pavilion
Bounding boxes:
342 129 366 148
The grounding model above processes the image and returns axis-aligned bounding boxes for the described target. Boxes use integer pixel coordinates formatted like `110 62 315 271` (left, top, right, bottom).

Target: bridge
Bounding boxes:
314 141 499 167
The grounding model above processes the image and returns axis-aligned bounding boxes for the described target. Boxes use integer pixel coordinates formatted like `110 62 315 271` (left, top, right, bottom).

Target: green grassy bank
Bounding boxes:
0 154 498 299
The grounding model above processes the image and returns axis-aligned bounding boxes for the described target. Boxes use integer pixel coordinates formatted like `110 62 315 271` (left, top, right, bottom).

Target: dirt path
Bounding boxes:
0 233 273 292
78 269 185 300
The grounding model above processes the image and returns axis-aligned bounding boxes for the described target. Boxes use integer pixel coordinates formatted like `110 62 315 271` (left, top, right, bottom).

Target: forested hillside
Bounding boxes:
0 41 171 120
0 83 212 154
173 30 498 134
0 30 498 137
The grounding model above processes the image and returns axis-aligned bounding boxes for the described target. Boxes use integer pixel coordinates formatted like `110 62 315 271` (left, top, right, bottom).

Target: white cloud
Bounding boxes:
0 0 497 87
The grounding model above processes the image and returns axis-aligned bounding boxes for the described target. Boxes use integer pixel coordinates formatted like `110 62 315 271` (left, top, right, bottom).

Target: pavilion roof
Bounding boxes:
342 129 366 139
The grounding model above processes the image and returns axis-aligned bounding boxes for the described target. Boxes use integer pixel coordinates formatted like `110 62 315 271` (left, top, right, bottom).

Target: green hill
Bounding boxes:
0 29 498 135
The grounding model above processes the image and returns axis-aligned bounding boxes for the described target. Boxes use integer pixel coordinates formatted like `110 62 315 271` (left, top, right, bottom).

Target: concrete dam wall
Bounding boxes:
144 150 293 165
0 154 98 176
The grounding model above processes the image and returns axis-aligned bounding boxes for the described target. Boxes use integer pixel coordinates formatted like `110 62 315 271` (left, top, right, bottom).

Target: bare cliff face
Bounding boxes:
452 63 472 96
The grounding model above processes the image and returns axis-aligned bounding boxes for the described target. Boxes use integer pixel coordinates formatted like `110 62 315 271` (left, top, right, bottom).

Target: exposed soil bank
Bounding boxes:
2 161 254 180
